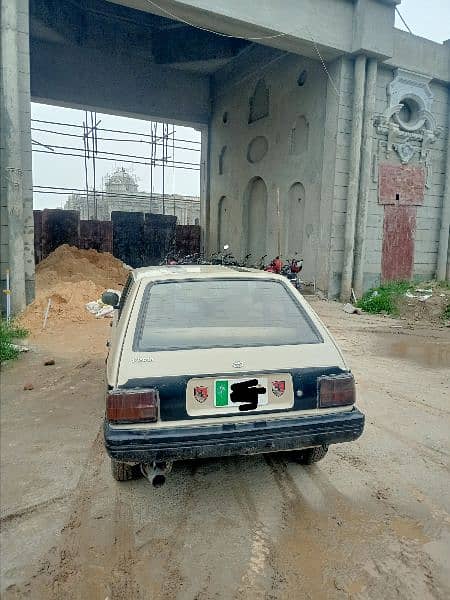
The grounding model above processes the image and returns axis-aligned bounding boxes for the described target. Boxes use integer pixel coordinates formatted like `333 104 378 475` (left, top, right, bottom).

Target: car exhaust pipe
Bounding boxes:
151 468 166 488
141 461 172 487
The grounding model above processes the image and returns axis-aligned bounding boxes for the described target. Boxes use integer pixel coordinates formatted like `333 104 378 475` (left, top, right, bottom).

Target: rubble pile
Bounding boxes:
20 245 129 331
397 286 450 326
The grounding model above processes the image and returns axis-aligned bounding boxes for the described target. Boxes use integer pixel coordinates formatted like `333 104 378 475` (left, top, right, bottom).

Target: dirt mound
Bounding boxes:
397 288 450 326
20 245 129 332
36 244 127 290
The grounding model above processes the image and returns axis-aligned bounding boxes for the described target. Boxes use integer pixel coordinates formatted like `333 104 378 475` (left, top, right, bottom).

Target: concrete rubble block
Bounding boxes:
343 303 362 314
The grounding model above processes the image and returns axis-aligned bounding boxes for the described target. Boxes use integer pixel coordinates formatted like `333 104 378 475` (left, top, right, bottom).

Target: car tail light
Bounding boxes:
106 388 159 423
318 373 355 408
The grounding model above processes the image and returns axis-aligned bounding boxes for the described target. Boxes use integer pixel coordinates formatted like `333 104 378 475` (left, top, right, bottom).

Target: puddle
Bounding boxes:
385 339 450 369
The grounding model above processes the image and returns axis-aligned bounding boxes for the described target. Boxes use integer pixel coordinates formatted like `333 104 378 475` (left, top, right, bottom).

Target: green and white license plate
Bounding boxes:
214 378 268 407
185 373 293 417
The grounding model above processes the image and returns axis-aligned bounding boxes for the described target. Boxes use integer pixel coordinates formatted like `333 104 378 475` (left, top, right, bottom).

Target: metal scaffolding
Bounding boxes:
31 116 200 219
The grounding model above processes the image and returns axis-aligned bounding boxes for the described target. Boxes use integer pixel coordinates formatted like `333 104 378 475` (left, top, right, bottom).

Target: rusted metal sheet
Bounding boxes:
381 205 416 281
33 210 43 264
112 211 144 268
175 225 201 256
33 210 199 267
144 213 177 266
79 220 113 253
41 209 80 260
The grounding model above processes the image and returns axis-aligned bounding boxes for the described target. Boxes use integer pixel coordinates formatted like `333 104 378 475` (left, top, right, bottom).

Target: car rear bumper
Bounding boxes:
104 408 364 463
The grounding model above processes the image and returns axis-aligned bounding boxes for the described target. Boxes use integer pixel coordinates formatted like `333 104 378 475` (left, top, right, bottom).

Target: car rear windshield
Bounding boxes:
134 278 322 352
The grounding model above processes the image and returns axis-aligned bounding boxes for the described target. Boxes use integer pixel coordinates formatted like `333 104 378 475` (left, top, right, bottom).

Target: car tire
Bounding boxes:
110 458 139 481
293 445 328 465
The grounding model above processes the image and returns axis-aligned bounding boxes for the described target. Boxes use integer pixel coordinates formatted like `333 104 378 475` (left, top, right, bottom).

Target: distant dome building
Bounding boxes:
105 167 138 195
64 167 200 224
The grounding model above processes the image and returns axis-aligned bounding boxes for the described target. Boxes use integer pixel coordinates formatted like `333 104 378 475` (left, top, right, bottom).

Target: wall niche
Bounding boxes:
247 136 268 164
289 116 309 156
248 79 270 124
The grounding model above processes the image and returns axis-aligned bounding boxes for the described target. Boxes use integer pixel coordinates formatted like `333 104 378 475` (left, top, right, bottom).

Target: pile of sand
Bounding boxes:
20 245 129 332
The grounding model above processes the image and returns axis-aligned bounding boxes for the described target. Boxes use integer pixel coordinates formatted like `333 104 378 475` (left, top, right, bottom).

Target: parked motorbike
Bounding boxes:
281 256 303 290
264 256 283 274
260 254 303 290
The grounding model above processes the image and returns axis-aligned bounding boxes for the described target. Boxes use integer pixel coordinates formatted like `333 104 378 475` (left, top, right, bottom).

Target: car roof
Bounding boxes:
132 264 282 282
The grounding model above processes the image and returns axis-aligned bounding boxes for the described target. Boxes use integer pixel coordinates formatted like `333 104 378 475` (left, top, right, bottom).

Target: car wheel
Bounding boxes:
110 458 139 481
293 445 328 465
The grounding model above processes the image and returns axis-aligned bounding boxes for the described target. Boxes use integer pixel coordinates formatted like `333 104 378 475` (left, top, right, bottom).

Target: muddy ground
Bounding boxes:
1 297 449 600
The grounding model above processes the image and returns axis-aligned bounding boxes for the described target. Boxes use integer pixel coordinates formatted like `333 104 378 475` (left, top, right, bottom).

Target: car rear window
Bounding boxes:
133 278 322 352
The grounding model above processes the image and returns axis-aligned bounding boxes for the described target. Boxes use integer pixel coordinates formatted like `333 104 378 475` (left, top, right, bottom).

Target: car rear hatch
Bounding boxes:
118 343 347 422
116 276 348 422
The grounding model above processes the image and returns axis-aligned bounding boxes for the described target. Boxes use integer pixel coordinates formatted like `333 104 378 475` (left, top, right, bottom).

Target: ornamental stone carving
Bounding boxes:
373 68 442 173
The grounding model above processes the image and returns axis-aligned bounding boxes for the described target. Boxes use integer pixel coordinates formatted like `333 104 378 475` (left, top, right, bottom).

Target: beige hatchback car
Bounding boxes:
103 265 364 486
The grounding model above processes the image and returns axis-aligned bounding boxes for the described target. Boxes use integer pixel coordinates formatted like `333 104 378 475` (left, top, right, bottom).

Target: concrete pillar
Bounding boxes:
1 0 26 314
199 124 210 254
340 54 366 302
436 94 450 281
353 57 378 297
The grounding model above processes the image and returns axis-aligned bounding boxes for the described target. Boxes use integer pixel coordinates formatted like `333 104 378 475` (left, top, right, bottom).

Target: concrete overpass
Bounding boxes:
1 0 449 313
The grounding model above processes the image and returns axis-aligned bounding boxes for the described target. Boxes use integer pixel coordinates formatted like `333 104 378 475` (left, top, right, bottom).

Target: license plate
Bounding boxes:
186 373 293 417
214 378 268 407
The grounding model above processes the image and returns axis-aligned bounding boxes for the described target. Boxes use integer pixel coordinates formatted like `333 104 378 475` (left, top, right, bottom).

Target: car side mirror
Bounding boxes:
101 290 120 308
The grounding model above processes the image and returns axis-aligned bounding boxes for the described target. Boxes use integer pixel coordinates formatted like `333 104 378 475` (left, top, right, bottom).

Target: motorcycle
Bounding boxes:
262 255 303 290
264 256 282 274
281 256 303 290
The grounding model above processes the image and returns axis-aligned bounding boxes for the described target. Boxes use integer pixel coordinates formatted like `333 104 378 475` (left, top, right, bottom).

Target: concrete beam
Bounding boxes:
30 38 211 125
352 0 395 58
109 0 355 58
152 26 248 65
386 29 450 84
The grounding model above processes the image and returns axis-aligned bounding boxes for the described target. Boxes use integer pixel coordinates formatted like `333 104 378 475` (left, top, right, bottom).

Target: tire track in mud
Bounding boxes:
263 455 330 600
231 469 271 599
109 486 140 600
134 461 199 600
267 454 448 600
370 421 450 472
0 493 70 525
263 454 388 600
14 428 107 599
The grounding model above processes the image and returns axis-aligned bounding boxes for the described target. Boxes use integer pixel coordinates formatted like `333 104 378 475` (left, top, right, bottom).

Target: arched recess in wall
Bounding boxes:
286 182 305 257
248 79 270 124
245 177 268 259
218 196 232 250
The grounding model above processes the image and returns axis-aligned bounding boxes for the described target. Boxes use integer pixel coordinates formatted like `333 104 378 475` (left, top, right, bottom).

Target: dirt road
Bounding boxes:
1 298 449 599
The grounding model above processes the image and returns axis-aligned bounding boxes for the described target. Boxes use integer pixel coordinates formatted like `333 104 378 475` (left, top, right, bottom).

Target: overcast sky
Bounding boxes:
32 0 449 210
